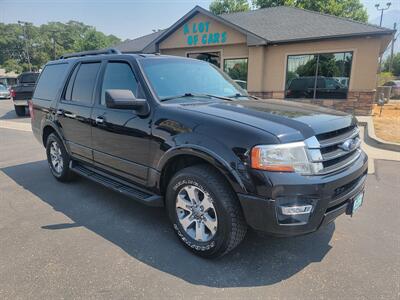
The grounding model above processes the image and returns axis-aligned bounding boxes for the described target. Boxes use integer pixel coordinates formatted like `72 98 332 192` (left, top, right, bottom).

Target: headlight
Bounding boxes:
250 142 322 175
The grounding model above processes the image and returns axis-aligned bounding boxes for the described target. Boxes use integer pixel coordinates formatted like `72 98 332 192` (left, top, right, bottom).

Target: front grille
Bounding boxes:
306 125 362 175
333 171 367 198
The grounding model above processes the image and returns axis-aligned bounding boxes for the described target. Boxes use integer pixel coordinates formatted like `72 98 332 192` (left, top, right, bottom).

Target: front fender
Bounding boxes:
157 144 249 194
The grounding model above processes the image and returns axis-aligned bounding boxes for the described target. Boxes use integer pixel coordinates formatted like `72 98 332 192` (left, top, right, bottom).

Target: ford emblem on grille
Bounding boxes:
339 138 359 151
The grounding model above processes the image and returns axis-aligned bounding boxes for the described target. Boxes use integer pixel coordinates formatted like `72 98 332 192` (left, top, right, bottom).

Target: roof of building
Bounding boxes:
114 6 395 53
114 30 165 53
220 6 394 44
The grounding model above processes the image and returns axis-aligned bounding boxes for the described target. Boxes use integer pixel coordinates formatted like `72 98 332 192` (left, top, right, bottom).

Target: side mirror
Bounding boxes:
105 89 149 115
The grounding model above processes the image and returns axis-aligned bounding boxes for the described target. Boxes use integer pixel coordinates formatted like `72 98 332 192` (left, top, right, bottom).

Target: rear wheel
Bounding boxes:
14 105 25 116
46 133 74 182
166 165 247 258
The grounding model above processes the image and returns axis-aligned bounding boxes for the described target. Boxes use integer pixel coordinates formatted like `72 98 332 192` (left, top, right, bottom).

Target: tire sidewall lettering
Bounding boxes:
172 178 217 251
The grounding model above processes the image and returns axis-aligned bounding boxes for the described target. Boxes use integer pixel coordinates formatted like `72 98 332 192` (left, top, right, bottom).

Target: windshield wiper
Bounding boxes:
160 93 234 102
227 93 260 100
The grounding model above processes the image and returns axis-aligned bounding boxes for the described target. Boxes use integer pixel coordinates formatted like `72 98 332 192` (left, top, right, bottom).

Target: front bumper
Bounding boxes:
238 151 368 236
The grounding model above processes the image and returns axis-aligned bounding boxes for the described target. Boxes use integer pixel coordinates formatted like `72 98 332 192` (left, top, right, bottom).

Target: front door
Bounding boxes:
56 61 101 163
91 60 151 186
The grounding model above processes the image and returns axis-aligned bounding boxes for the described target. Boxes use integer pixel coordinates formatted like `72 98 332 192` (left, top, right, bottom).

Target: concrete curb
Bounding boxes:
356 116 400 152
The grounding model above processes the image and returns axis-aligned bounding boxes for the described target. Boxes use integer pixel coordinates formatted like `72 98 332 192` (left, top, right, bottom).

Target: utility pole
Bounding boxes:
389 22 397 73
18 20 32 72
375 2 392 71
50 30 57 60
375 2 391 26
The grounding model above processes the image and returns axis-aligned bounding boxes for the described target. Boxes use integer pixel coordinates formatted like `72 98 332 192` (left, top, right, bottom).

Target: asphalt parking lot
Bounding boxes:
0 99 399 299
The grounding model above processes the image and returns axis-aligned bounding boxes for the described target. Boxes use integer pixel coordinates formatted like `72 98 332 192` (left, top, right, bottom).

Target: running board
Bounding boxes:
70 161 163 207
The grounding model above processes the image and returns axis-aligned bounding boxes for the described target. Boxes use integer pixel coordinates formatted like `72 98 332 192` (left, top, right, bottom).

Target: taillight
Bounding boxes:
10 89 16 98
28 100 34 120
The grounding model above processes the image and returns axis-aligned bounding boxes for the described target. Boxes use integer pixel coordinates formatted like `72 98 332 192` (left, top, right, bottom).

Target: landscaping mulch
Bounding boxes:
372 103 400 144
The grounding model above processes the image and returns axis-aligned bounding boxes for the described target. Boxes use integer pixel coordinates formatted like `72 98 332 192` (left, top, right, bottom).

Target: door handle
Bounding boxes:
56 109 64 116
95 116 105 124
64 112 76 119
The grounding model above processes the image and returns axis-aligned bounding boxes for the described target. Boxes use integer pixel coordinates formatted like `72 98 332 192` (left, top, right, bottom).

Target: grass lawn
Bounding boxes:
372 102 400 144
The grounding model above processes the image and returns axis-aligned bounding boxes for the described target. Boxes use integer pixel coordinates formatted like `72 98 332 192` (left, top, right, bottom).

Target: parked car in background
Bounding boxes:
383 80 400 99
0 84 11 99
286 76 348 99
31 50 367 258
333 77 349 88
0 76 18 89
12 72 40 116
233 79 247 90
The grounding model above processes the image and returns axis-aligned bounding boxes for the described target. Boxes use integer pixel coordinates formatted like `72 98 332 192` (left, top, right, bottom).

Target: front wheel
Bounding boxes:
166 165 247 258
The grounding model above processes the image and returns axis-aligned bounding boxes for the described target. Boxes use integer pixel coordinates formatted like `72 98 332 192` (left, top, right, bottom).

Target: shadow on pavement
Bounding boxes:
2 160 334 288
0 107 29 120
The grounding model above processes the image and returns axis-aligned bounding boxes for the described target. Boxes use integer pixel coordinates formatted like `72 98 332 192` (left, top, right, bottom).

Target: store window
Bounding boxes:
187 52 221 68
224 58 248 90
285 52 352 99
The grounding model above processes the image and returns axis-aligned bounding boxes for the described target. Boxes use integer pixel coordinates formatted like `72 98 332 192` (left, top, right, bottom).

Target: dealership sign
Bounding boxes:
183 21 227 46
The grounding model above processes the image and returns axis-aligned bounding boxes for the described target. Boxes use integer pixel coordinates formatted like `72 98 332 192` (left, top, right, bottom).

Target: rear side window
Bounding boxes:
100 62 140 105
33 64 68 101
70 62 100 104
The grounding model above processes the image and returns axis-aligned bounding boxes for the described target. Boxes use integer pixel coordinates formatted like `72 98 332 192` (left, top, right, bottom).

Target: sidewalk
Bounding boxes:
357 115 400 152
358 126 400 174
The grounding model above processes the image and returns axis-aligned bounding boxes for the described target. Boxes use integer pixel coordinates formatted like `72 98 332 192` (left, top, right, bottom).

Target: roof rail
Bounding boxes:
59 48 121 59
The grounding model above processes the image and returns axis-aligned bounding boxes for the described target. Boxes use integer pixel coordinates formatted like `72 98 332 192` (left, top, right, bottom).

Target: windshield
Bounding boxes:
139 57 247 101
0 84 7 91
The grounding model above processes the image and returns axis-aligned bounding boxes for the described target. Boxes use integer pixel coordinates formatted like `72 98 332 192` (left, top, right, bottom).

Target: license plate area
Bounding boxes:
346 191 364 216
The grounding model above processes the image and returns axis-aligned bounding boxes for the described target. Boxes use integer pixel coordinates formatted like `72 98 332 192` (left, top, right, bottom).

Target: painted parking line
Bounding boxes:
0 120 32 132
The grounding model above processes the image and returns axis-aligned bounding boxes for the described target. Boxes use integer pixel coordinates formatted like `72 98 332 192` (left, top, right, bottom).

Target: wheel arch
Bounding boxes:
41 122 68 152
158 146 247 196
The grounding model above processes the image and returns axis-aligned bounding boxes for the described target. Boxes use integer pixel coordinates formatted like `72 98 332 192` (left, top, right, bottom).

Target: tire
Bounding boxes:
46 133 74 182
166 165 247 258
14 105 26 116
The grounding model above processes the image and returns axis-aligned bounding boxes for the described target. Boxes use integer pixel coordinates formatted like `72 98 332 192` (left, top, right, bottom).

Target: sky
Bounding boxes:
0 0 399 40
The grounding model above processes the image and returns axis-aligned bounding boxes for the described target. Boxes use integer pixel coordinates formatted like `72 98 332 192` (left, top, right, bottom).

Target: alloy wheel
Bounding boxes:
175 185 218 242
49 141 63 174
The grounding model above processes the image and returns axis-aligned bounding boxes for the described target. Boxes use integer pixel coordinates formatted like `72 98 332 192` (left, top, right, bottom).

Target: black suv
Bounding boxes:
31 49 367 258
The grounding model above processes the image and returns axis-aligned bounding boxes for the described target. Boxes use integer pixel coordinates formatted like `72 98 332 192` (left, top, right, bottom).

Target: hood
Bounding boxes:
180 99 355 143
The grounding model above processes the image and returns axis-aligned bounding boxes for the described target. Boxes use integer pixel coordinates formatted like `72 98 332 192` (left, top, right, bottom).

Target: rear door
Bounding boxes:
91 60 151 185
56 61 101 164
31 63 70 137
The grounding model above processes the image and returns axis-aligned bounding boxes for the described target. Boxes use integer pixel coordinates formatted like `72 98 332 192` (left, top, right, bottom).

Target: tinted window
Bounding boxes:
285 52 352 99
33 64 68 101
71 62 100 104
64 65 79 101
224 58 248 89
101 62 139 105
19 73 39 83
187 52 221 68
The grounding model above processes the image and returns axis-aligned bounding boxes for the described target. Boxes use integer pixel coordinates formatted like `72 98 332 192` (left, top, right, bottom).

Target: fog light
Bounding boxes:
281 205 312 215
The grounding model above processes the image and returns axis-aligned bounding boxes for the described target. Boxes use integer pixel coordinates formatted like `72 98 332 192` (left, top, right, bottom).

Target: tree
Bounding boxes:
0 21 120 73
2 59 23 74
383 53 400 76
209 0 250 15
252 0 368 23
